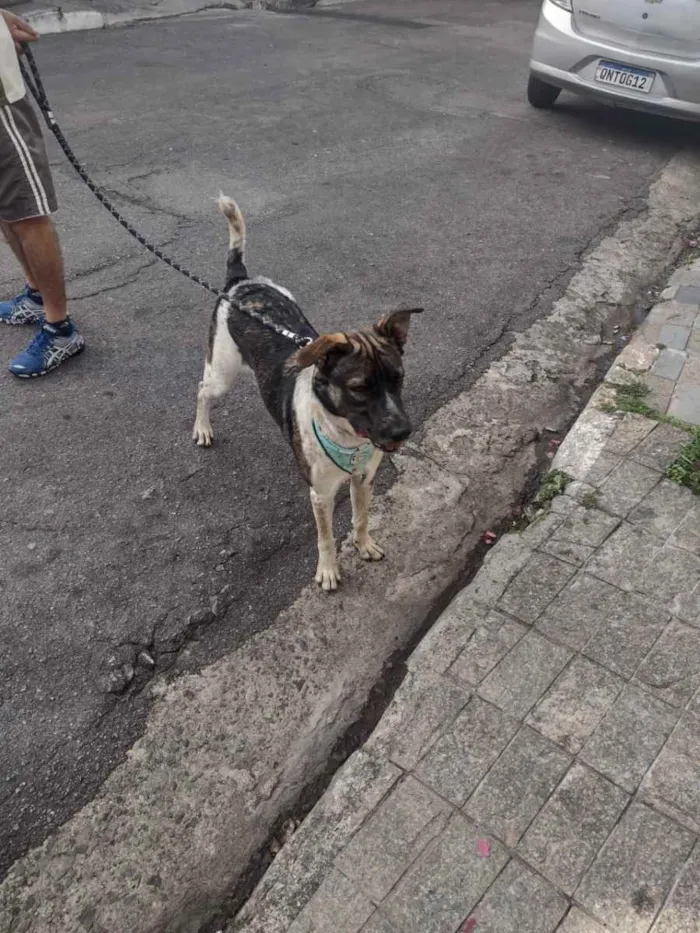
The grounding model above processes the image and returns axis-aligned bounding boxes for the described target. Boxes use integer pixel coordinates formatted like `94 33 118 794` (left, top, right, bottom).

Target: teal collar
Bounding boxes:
312 419 375 474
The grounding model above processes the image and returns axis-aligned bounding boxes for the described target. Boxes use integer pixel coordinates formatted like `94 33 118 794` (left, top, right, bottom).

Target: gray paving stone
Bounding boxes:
580 684 679 793
652 347 687 381
526 656 623 754
677 347 700 386
359 913 398 933
288 870 374 933
650 843 700 933
670 583 700 629
583 591 669 679
469 858 568 933
663 300 699 326
596 460 662 518
518 763 629 895
467 536 533 606
586 524 662 593
659 323 691 351
464 726 571 847
556 907 608 933
550 506 620 549
584 451 622 487
478 630 572 719
632 423 690 472
635 545 700 611
407 595 488 677
628 480 695 538
498 553 576 624
634 619 700 707
689 686 700 714
644 374 674 415
670 508 700 557
518 510 570 548
549 495 579 516
564 480 600 505
448 611 528 688
584 451 622 486
366 671 470 771
670 385 700 426
604 415 656 457
381 813 508 933
537 573 621 652
676 284 700 305
576 803 696 933
540 538 595 567
335 776 451 905
415 697 518 807
641 711 700 834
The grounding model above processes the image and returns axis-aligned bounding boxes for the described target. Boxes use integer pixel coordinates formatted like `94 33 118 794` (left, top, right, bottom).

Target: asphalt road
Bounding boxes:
0 0 697 877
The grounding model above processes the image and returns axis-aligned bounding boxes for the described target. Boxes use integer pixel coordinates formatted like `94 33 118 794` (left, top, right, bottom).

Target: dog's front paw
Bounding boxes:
193 421 213 447
315 561 341 592
354 535 385 562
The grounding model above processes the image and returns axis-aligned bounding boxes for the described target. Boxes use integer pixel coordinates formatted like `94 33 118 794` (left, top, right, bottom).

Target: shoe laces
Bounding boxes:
25 326 55 357
12 287 35 310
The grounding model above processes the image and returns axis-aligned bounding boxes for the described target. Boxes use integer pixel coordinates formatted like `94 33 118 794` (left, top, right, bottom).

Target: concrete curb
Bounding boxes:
1 155 699 933
23 0 316 34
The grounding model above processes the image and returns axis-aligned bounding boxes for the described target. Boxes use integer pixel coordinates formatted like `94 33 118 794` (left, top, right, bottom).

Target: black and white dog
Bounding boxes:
193 196 421 590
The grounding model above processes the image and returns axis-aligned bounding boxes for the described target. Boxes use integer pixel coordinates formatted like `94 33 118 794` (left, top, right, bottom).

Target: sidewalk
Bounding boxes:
229 260 700 933
12 0 314 35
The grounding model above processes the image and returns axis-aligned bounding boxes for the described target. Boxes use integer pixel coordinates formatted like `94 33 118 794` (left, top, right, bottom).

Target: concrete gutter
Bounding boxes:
1 154 699 933
18 0 316 35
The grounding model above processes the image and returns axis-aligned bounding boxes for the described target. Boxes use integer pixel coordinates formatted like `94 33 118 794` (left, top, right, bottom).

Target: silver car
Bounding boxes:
528 0 700 121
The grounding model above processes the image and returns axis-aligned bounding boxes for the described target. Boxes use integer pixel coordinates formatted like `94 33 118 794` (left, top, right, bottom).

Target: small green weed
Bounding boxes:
666 430 700 495
534 469 572 507
603 380 692 431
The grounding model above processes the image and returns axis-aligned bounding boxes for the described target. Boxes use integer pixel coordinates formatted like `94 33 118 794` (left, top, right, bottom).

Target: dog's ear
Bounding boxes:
374 307 423 349
295 333 350 369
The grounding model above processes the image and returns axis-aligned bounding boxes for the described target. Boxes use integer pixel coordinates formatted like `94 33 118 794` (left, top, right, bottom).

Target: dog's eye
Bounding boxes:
347 383 368 395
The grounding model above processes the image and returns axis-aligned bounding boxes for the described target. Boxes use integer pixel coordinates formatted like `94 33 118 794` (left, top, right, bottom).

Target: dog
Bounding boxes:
192 195 421 591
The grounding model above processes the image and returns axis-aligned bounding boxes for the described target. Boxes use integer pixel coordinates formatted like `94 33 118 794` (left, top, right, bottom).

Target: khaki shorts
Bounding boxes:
0 93 57 223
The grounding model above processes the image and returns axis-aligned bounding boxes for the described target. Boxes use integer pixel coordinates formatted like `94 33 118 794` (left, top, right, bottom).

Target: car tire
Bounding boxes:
527 73 561 109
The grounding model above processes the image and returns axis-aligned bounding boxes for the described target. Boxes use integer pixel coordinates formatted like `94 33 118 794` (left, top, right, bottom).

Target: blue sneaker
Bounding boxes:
9 319 85 378
0 285 45 325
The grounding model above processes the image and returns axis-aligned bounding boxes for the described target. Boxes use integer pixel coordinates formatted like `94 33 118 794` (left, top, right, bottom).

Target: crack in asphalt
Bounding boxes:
71 257 160 301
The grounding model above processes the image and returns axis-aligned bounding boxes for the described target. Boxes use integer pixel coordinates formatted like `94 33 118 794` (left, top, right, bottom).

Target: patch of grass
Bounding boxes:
534 469 572 507
603 380 693 432
666 430 700 495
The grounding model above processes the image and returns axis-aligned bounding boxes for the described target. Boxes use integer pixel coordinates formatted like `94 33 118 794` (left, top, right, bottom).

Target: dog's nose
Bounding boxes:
387 422 412 443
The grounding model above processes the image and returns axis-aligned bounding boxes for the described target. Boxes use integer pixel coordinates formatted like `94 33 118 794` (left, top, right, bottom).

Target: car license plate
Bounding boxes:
595 61 655 94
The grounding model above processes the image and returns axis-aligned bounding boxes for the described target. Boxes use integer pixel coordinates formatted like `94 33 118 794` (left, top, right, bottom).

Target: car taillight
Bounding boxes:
549 0 573 10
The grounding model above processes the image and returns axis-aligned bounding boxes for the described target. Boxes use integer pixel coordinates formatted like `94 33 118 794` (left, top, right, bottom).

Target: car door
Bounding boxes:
571 0 700 58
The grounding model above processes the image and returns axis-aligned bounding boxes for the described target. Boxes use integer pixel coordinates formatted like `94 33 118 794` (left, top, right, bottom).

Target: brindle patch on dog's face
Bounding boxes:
295 309 422 451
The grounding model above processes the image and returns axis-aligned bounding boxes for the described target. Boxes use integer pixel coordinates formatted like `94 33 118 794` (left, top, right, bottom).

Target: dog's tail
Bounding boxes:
218 193 248 290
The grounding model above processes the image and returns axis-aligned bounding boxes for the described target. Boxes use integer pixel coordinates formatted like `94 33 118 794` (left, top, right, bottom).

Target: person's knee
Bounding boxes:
11 215 54 240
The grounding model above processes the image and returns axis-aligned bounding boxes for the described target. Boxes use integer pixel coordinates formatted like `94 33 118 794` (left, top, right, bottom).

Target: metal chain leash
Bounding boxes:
18 45 312 348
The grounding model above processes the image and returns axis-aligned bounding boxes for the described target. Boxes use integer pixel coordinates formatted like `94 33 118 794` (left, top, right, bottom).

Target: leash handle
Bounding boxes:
17 45 313 348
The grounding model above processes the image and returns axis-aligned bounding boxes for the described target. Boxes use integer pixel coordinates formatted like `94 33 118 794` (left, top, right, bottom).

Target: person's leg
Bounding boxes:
0 93 84 375
10 216 66 323
0 219 37 288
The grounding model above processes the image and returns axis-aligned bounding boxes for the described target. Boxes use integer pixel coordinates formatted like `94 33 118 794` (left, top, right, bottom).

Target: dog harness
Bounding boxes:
312 419 375 475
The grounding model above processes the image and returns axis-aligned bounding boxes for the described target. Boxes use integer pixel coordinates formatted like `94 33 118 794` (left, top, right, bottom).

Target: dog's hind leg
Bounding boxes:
193 302 243 447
